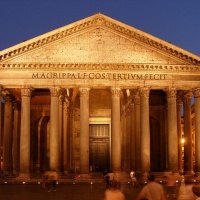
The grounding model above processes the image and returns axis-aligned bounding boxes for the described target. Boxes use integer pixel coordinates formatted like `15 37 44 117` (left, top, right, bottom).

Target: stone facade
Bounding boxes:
0 13 200 178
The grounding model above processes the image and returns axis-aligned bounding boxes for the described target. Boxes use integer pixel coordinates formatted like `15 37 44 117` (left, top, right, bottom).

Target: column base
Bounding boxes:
76 173 91 181
13 170 20 176
17 173 30 180
194 172 200 177
63 170 69 176
184 170 195 176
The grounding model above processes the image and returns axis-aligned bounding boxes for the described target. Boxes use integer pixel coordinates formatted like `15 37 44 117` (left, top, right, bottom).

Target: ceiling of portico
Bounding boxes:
0 13 199 65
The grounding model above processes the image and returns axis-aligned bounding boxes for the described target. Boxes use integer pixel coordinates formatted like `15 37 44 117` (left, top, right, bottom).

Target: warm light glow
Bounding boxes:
66 88 69 97
126 89 130 97
181 138 185 144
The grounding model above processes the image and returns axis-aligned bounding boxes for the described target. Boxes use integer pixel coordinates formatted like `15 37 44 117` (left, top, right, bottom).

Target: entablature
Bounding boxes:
0 63 200 73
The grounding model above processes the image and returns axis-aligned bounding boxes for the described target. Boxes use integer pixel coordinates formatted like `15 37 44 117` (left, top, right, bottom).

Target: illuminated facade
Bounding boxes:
0 13 200 178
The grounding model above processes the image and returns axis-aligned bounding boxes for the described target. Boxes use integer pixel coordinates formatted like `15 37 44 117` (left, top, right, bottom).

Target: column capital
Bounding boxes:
50 86 60 97
164 87 177 98
177 97 183 104
193 88 200 98
139 87 150 98
13 101 21 110
63 98 70 113
0 84 3 95
128 103 134 115
176 98 183 111
110 87 121 97
4 94 14 102
79 87 90 97
133 90 140 105
21 86 33 97
183 92 192 105
59 94 64 104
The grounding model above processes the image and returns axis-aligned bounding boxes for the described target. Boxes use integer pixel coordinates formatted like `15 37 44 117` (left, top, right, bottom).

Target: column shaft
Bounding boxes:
139 87 150 172
177 98 183 174
63 98 69 173
130 103 135 171
20 87 31 177
111 87 121 172
50 87 60 171
0 86 3 171
79 87 90 174
59 95 64 172
13 102 21 175
165 87 178 172
121 110 126 171
3 96 13 173
134 92 141 173
183 93 193 174
193 88 200 174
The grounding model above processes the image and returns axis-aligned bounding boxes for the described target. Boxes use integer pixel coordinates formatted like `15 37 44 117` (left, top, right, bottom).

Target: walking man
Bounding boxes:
136 174 165 200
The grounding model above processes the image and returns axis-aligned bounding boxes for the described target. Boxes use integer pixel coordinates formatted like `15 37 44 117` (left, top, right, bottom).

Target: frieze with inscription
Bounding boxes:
32 72 167 80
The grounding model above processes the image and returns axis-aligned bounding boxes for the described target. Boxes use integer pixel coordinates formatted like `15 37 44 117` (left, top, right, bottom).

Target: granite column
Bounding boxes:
165 87 178 172
134 91 141 173
79 87 90 174
139 87 150 173
111 87 121 172
193 88 200 175
63 97 70 174
183 93 193 174
19 86 32 178
3 95 13 174
13 101 21 175
50 86 60 171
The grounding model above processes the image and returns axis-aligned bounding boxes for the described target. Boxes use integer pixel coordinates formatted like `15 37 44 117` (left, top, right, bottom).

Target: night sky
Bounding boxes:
0 1 200 56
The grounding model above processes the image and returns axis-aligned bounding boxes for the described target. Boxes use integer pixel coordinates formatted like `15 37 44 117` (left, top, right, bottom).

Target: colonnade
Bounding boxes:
1 85 200 178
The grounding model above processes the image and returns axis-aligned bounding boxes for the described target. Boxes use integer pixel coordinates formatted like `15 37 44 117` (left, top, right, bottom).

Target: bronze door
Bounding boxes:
89 140 110 172
89 124 110 171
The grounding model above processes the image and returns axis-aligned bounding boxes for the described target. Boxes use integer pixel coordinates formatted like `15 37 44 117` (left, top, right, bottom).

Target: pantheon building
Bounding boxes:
0 13 200 178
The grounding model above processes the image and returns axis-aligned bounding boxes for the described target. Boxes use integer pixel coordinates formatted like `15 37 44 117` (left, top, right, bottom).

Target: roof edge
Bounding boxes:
0 13 199 64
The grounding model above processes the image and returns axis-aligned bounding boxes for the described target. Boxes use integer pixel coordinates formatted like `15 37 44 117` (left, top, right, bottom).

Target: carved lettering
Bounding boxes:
32 72 167 80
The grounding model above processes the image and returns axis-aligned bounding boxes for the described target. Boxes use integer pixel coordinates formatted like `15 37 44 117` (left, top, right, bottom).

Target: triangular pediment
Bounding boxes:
0 13 199 65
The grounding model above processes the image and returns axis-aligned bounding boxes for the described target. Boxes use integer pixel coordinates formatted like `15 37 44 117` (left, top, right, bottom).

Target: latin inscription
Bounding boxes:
32 72 167 80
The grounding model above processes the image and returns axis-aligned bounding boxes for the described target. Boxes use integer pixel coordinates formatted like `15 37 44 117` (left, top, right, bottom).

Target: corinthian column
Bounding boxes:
165 87 178 172
133 91 141 173
129 102 135 171
177 97 183 174
13 101 21 175
183 92 193 174
0 85 3 171
59 94 64 172
111 87 121 172
63 97 70 174
3 95 14 174
139 87 150 172
193 88 200 175
79 87 90 174
19 86 32 178
50 86 60 171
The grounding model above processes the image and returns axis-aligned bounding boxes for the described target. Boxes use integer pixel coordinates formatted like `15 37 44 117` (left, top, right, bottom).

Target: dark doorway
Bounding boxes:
89 124 110 172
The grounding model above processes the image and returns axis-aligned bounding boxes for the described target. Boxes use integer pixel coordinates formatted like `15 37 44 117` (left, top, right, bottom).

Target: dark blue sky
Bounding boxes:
0 1 200 56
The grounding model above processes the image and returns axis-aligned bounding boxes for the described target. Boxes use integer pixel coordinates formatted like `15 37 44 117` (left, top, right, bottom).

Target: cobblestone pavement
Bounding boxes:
0 181 189 200
0 182 141 200
0 176 197 200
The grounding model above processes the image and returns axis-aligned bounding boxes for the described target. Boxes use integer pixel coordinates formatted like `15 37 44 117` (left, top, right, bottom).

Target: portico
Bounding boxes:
0 13 200 179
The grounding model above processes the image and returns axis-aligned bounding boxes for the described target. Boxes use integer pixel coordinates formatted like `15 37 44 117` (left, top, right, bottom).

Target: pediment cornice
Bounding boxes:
0 63 200 73
0 13 200 64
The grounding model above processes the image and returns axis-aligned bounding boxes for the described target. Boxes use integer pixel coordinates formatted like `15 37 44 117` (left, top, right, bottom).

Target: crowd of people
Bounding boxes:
102 170 200 200
39 169 200 199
